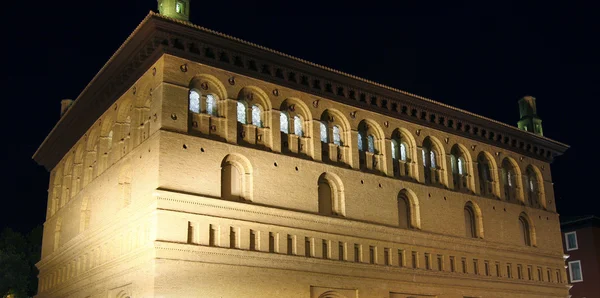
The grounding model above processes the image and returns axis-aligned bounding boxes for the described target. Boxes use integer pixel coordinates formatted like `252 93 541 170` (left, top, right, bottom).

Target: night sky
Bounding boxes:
3 1 599 234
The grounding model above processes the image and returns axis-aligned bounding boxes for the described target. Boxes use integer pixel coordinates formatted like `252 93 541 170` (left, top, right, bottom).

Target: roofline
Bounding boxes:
560 215 600 226
156 12 568 149
33 12 569 171
32 12 156 163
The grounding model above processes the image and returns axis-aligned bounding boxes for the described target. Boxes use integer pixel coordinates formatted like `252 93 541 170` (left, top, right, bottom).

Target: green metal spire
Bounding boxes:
158 0 190 21
517 95 543 136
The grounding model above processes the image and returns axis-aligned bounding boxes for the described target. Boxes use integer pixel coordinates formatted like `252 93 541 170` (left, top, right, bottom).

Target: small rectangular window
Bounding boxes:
384 248 390 265
424 253 431 270
568 261 583 282
322 240 329 259
209 225 217 247
547 269 552 282
412 251 418 269
537 267 543 281
249 230 256 251
473 259 479 275
269 232 275 253
461 258 467 273
484 261 490 276
507 263 513 278
287 235 293 255
517 264 523 279
437 255 443 271
527 266 533 280
354 244 361 262
495 262 501 277
229 227 237 248
305 237 311 257
556 269 562 283
369 246 375 264
398 249 405 267
339 242 345 261
565 232 578 251
449 256 456 272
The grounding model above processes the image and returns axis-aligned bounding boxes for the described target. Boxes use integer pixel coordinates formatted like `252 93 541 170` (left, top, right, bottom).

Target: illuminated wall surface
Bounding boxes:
32 9 570 298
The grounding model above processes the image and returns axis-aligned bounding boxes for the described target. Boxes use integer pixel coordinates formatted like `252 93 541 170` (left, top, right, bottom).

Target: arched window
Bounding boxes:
391 139 398 160
422 137 440 184
320 122 328 143
464 205 476 238
206 94 217 116
237 102 246 124
367 135 375 153
221 155 253 202
450 145 469 191
525 166 540 207
519 215 532 246
501 158 518 201
293 115 303 137
318 180 333 215
332 125 341 146
251 105 262 127
189 90 200 113
357 130 364 151
400 143 407 161
317 173 345 216
397 194 411 229
280 112 289 134
477 153 494 197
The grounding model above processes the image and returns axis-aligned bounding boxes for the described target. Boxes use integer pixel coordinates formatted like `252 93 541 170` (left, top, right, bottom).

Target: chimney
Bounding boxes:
60 99 74 117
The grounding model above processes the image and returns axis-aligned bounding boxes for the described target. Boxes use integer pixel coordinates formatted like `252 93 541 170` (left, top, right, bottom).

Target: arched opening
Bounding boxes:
501 158 519 202
422 137 442 185
221 154 253 202
317 173 345 216
525 166 542 207
280 99 311 155
391 129 417 179
319 109 349 164
464 205 476 238
519 214 532 246
450 144 470 192
189 89 200 113
357 120 382 171
397 194 411 229
236 87 271 148
464 201 483 238
477 152 495 197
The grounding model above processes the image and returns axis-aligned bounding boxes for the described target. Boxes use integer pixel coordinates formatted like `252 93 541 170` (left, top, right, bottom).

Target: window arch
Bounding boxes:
450 144 470 192
357 120 385 172
279 99 311 155
397 189 420 229
422 137 443 185
319 109 350 164
501 158 520 202
519 214 532 246
317 173 345 216
236 87 271 147
477 152 495 197
391 129 415 179
189 89 200 113
464 201 483 238
525 165 543 207
221 154 253 202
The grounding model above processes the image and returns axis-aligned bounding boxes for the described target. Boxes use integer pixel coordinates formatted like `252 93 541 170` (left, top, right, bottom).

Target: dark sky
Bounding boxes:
3 1 599 233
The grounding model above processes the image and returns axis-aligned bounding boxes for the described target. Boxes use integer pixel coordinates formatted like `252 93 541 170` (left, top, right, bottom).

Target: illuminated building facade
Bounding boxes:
33 2 570 297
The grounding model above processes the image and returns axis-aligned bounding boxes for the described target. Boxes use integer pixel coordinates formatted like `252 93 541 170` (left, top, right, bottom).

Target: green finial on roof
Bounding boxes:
158 0 190 21
517 95 543 136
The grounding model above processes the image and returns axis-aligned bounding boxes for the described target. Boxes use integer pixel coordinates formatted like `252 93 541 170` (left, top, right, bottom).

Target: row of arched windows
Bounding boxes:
219 154 534 247
190 79 546 210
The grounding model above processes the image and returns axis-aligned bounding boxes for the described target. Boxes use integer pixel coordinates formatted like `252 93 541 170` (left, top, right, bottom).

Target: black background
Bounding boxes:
2 1 599 234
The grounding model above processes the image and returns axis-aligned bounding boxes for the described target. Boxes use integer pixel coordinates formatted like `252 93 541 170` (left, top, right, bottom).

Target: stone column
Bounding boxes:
445 154 455 189
383 138 393 177
349 130 359 170
270 110 282 153
472 161 481 195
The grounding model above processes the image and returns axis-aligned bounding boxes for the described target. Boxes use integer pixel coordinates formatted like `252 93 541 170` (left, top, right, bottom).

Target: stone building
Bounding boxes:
33 1 570 297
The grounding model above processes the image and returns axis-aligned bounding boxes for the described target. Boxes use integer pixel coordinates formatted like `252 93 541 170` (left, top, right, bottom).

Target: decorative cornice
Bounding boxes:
33 12 569 170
